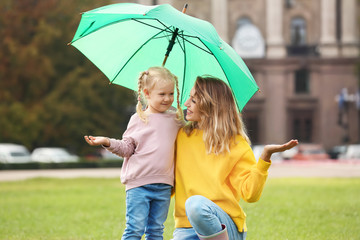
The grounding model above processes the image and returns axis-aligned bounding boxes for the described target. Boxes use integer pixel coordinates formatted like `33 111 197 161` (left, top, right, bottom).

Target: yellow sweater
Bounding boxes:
174 129 271 232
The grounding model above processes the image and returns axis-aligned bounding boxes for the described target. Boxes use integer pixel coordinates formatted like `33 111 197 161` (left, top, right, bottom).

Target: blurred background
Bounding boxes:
0 0 359 163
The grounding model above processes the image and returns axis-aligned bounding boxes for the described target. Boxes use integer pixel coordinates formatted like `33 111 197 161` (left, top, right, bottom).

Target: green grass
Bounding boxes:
0 178 359 240
243 178 360 240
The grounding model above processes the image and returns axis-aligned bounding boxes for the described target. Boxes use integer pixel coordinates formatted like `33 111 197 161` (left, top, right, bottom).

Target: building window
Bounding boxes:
291 110 313 143
286 0 296 8
243 112 260 144
336 0 342 42
295 68 310 94
290 17 306 46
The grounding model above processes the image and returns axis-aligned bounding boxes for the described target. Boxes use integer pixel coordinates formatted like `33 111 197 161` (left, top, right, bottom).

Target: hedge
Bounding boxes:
0 159 123 170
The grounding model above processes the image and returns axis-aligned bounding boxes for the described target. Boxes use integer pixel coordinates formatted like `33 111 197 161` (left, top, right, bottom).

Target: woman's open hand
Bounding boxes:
260 139 298 162
84 136 110 147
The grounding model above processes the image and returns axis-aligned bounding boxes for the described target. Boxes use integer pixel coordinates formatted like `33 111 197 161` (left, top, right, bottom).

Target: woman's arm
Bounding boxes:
232 139 298 202
260 139 298 162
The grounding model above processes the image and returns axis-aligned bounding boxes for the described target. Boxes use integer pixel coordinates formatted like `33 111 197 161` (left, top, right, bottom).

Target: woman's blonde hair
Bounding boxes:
136 66 183 122
184 76 250 154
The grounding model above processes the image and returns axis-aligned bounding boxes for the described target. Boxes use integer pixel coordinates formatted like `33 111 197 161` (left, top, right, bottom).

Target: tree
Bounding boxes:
0 0 135 155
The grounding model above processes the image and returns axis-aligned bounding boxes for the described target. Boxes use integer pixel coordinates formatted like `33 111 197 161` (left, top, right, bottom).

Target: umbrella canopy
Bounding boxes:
69 3 259 111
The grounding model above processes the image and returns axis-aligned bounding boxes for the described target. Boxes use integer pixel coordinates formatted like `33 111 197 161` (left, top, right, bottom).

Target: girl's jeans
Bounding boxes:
122 183 172 240
172 195 247 240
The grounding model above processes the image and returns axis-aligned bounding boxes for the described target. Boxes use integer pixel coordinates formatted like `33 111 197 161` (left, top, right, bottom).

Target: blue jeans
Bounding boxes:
172 195 246 240
122 183 172 240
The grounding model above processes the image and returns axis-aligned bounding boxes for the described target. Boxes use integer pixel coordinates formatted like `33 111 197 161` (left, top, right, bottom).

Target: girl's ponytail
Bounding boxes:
136 71 148 122
174 75 184 122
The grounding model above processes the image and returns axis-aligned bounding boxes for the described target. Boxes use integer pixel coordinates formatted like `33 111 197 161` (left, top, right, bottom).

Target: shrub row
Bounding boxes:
0 159 123 170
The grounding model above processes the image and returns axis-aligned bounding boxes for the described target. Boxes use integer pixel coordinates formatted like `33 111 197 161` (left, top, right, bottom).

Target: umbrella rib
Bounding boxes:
71 18 172 44
176 32 186 53
110 29 168 84
131 21 213 56
79 21 95 37
130 18 213 55
71 18 133 44
153 33 173 40
177 35 213 55
132 18 173 34
72 17 210 56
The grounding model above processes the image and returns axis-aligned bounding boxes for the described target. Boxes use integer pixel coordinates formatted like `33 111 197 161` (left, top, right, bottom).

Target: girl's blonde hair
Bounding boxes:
136 66 183 122
184 76 250 154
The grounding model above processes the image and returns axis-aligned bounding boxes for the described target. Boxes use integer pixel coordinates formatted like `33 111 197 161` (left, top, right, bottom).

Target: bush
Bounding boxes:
0 159 123 170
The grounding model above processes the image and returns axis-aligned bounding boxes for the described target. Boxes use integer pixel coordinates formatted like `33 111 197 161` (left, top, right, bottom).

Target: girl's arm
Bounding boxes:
84 136 110 147
84 114 139 158
105 137 136 158
260 139 298 162
84 136 136 158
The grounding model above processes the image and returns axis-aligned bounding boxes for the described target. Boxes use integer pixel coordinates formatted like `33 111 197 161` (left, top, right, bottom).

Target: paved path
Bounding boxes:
268 160 360 178
0 168 122 182
0 160 359 182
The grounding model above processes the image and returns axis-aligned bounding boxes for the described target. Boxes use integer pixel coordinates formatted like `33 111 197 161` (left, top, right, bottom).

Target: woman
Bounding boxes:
172 76 298 240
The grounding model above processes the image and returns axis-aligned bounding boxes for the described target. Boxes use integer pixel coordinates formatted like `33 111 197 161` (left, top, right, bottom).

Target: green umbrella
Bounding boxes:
69 3 258 111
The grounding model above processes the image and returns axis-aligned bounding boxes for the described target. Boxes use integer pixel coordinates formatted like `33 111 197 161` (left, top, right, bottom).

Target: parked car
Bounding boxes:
99 149 123 160
252 144 283 162
0 143 32 163
338 144 360 160
328 145 347 159
31 147 79 163
281 145 298 160
291 144 330 161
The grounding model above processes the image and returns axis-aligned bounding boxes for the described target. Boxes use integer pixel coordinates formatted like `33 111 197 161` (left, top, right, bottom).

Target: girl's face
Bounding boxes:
184 87 201 122
144 81 175 114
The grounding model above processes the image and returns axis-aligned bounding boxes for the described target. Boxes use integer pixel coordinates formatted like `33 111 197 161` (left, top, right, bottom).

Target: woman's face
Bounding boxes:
184 87 201 122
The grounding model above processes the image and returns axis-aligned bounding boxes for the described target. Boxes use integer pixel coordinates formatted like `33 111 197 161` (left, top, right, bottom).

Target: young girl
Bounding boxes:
84 66 183 240
172 76 298 240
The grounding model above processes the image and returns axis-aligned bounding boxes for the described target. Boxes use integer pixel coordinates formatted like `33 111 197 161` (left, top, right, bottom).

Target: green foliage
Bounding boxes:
0 159 123 170
0 178 359 239
0 0 136 155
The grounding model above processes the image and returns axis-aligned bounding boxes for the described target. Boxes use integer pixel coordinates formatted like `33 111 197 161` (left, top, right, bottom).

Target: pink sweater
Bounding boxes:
106 111 181 190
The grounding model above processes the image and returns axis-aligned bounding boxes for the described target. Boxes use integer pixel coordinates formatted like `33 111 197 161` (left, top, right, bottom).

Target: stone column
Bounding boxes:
266 0 286 58
264 69 287 143
319 0 339 57
211 0 229 42
341 0 359 57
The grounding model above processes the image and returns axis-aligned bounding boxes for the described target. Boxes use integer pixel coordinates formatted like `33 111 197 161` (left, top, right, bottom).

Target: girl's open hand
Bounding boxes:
84 136 110 147
260 139 298 162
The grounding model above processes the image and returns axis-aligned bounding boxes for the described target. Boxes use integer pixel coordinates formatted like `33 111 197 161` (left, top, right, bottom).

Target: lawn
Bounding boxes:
0 177 359 240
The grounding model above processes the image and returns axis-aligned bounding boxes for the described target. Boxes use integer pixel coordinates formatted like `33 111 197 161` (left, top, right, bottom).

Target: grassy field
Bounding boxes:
0 177 359 240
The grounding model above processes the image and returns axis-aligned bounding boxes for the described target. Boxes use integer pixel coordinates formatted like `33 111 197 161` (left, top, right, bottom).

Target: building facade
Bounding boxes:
134 0 359 149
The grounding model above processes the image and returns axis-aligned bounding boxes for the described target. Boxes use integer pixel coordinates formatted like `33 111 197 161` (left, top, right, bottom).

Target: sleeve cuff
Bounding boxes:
257 158 271 172
102 138 114 150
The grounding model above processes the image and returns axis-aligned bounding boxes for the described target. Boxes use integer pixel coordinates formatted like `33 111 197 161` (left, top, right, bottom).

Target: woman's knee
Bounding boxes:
185 195 210 219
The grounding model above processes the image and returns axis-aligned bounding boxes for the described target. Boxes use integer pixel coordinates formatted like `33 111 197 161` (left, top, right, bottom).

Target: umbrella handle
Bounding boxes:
162 56 168 67
162 4 188 67
162 28 179 66
182 4 188 13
